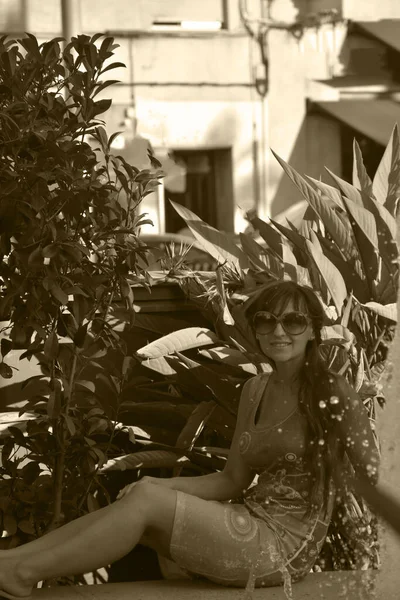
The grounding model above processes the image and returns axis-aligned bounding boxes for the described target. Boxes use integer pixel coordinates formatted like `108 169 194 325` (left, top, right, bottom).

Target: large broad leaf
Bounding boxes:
129 313 200 336
269 219 309 262
140 356 177 375
352 139 373 196
316 234 370 302
215 267 235 325
175 400 217 450
170 200 249 270
361 194 397 243
325 168 364 207
372 124 399 206
272 151 353 260
342 197 379 250
362 302 397 322
100 449 189 472
321 324 355 351
247 216 283 259
174 352 240 415
136 327 218 359
239 233 283 277
199 346 258 374
305 238 347 314
305 176 344 209
341 197 379 297
119 402 195 429
282 241 297 267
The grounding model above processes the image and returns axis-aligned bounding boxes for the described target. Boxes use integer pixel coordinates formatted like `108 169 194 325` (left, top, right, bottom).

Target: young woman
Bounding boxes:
0 281 379 597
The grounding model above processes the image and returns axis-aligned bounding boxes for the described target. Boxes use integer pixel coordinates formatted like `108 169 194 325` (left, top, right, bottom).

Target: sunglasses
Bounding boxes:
253 311 311 335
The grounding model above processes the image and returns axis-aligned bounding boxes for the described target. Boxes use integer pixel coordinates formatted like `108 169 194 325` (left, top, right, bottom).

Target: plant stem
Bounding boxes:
46 352 78 533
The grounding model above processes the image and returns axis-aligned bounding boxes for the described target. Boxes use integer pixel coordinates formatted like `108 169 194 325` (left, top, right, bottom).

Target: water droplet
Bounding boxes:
329 395 339 405
277 428 283 434
318 439 325 446
319 400 327 409
362 440 369 447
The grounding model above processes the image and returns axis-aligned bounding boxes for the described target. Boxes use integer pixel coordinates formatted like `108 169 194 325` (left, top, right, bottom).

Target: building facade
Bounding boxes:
1 0 400 233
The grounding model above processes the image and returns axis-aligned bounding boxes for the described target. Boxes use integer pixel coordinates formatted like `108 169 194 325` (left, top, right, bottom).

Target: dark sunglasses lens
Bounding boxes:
254 313 276 333
282 313 308 334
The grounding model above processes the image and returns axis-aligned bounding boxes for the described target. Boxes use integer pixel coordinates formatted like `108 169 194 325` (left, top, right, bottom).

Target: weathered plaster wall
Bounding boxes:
343 0 400 20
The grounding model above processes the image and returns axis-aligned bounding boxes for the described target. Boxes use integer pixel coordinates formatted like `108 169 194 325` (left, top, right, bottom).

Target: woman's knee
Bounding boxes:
123 480 156 507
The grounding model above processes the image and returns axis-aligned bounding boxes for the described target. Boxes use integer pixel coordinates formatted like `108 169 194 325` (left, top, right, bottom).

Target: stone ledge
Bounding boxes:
25 570 394 600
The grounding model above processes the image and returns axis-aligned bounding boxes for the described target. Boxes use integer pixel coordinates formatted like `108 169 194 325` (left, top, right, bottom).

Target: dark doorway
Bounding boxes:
165 148 234 233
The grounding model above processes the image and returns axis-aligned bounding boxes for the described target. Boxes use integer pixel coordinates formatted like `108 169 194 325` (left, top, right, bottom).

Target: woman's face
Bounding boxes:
255 299 315 367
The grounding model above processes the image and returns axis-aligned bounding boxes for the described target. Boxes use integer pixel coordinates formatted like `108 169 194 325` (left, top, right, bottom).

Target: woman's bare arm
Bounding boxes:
118 377 257 502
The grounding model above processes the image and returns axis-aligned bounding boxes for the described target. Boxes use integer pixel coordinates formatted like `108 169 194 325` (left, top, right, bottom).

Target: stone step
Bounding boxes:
24 570 394 600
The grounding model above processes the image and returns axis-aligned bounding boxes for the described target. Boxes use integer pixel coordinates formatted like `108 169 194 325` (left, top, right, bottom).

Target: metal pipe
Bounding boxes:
61 0 75 43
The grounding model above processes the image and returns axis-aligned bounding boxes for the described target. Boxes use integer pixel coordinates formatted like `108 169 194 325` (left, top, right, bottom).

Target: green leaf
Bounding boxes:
43 331 59 360
325 167 364 207
175 401 217 450
342 197 379 250
372 124 399 205
63 414 76 436
199 346 258 374
215 267 235 325
247 216 283 259
99 61 126 75
305 176 344 209
352 139 373 195
363 302 397 322
239 232 283 276
50 284 68 305
139 356 177 375
136 327 218 359
47 379 62 419
305 238 347 314
271 151 353 260
1 338 12 358
173 352 239 415
269 219 308 259
100 450 189 472
321 324 355 350
75 379 95 393
341 197 380 296
73 323 88 348
170 200 249 270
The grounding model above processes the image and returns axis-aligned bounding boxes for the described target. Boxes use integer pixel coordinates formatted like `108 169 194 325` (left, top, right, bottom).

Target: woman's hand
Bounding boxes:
116 475 171 500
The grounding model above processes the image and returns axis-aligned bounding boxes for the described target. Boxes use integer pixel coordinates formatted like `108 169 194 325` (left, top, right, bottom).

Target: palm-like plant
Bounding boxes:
102 129 399 572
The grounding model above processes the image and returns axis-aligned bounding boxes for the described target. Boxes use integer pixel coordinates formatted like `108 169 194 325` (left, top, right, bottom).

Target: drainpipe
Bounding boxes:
61 0 76 44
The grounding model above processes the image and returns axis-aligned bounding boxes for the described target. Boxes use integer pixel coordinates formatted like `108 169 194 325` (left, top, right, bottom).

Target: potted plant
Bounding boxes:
102 133 399 574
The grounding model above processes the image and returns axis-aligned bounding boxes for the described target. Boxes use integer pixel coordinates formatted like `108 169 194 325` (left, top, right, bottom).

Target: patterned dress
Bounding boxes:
169 373 337 588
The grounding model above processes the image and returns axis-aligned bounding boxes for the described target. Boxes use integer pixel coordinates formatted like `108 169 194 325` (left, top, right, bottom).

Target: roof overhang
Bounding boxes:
311 99 400 146
353 20 400 53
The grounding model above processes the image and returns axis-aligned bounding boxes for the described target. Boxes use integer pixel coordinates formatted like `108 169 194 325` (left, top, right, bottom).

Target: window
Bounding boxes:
149 0 227 30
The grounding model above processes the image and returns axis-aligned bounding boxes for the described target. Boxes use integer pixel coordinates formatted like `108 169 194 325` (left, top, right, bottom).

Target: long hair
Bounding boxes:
245 281 344 515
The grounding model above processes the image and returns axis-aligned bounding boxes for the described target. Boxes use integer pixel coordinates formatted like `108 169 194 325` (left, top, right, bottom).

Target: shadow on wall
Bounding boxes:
269 115 342 217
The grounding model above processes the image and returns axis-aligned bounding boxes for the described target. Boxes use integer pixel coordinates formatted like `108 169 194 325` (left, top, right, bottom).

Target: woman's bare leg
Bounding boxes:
0 482 177 598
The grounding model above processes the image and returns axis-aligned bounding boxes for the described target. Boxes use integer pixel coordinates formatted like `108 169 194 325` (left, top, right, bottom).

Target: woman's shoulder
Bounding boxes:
238 371 272 410
242 370 272 394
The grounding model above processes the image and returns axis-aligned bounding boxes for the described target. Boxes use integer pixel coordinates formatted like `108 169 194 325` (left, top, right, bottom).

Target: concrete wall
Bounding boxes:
0 0 395 229
343 0 400 20
0 0 26 32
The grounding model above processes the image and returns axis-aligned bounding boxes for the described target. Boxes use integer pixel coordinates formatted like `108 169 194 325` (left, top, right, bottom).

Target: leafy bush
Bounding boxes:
104 132 399 572
0 32 162 561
